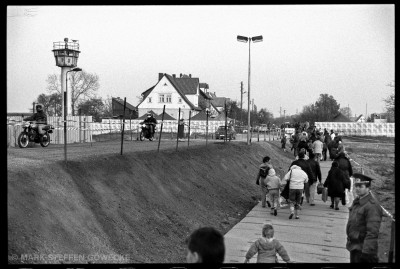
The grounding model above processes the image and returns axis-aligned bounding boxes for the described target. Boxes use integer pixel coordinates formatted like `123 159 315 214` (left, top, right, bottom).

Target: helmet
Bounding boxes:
147 112 152 117
36 103 43 111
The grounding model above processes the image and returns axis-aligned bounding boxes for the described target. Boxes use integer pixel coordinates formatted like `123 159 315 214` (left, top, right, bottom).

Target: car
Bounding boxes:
215 125 236 140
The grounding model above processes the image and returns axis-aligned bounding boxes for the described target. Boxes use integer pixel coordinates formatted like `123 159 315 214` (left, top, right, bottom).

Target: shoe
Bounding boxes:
310 203 315 206
335 207 339 210
289 213 294 219
295 216 300 219
267 201 271 208
330 204 334 209
262 205 266 208
274 209 277 216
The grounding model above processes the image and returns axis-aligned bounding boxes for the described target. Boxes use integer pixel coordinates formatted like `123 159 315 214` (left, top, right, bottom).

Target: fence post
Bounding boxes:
388 213 395 263
187 111 191 148
109 120 112 141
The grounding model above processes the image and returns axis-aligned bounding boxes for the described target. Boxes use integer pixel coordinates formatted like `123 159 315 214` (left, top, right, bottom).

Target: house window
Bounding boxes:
148 97 152 103
159 94 165 103
178 97 182 103
166 94 172 103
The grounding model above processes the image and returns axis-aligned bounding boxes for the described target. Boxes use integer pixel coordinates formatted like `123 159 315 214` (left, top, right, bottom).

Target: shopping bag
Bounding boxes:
280 183 290 200
345 189 354 207
322 187 328 202
317 182 324 194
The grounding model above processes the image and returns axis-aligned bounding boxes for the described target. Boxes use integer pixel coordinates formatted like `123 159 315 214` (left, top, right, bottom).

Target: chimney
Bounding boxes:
180 73 182 78
173 74 176 78
158 73 163 81
189 74 191 78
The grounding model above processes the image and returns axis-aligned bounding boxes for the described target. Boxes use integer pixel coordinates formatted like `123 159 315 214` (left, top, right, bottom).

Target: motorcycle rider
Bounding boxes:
23 103 47 135
140 112 158 138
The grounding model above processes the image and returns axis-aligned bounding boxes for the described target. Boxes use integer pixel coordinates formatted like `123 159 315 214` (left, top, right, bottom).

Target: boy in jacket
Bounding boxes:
245 224 291 263
265 168 281 216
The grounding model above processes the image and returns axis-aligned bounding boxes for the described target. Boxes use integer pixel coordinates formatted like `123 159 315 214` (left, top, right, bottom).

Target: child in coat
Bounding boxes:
265 168 281 216
244 223 291 263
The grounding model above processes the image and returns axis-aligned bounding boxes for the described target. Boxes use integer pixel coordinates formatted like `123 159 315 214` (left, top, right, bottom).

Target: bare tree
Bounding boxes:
45 70 100 115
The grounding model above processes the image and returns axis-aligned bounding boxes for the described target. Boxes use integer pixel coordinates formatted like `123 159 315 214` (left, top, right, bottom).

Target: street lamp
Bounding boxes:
237 35 263 145
64 67 82 162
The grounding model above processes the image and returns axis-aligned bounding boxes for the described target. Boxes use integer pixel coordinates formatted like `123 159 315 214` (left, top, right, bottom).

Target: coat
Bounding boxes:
245 237 291 263
323 167 346 198
335 153 353 181
290 159 315 183
306 158 321 185
23 111 47 124
346 192 383 255
282 165 308 190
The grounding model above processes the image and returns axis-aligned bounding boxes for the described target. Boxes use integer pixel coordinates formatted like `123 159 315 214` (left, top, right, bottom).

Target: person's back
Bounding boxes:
335 152 353 179
290 151 315 183
245 224 291 263
284 165 308 189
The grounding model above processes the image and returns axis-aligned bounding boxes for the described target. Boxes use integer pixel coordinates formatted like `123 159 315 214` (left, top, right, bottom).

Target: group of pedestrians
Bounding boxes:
184 123 383 264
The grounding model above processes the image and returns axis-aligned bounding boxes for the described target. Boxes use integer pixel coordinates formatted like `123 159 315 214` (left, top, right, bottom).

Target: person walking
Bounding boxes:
282 165 308 219
330 129 336 141
290 148 315 204
265 168 281 216
335 149 353 205
346 173 383 263
312 135 324 163
244 223 291 263
307 152 322 206
280 135 287 152
256 156 272 208
323 161 347 210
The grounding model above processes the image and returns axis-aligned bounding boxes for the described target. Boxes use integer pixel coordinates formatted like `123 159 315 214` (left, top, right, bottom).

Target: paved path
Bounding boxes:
224 159 351 263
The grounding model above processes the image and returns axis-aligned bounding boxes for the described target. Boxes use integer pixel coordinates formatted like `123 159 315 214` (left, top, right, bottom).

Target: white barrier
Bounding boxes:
315 122 395 137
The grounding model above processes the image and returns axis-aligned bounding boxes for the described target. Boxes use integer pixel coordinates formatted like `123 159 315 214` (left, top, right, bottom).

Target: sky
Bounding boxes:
7 5 394 118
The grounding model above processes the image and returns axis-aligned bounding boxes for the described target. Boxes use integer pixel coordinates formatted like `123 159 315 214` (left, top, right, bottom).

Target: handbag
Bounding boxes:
322 187 328 202
317 182 324 194
280 170 292 200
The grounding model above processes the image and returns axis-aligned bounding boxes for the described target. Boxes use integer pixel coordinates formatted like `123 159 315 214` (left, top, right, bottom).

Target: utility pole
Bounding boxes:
284 109 286 119
240 81 243 125
280 106 282 118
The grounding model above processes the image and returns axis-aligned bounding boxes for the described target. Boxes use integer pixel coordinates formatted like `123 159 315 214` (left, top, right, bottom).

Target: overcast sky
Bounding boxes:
7 5 394 118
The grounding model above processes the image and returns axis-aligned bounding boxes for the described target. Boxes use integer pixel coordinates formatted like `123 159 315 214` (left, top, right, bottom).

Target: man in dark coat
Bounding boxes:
346 173 383 263
23 103 47 134
323 161 347 210
306 152 322 205
290 148 315 205
335 151 353 183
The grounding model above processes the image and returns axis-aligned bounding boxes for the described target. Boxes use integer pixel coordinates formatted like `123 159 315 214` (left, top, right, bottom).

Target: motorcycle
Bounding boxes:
17 121 54 148
139 122 156 141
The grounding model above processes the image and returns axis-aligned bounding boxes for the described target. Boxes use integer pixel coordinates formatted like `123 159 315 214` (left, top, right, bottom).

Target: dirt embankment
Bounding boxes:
8 142 291 264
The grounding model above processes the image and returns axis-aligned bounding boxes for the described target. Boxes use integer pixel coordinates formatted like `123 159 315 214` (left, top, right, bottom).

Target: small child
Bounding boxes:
244 224 291 263
265 168 281 216
281 135 287 152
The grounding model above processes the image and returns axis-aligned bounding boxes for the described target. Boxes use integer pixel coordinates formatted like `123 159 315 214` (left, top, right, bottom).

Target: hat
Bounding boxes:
353 173 374 187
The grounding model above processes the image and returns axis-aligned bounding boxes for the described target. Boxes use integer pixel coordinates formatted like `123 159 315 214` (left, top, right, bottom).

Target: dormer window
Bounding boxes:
148 97 152 103
178 97 182 103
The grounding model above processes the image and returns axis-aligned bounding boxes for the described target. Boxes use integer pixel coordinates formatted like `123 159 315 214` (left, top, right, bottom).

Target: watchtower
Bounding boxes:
52 38 81 117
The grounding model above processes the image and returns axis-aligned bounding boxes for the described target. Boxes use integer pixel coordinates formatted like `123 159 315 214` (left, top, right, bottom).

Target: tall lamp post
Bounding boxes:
237 35 263 145
64 67 82 162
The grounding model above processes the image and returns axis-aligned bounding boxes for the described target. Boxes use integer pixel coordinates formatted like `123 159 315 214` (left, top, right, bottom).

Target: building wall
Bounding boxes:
138 76 199 120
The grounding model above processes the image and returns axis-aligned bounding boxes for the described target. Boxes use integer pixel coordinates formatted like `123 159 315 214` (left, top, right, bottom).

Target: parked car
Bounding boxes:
215 125 236 140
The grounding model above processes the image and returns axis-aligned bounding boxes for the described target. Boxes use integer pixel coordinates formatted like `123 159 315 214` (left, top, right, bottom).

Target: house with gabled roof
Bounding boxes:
137 73 213 120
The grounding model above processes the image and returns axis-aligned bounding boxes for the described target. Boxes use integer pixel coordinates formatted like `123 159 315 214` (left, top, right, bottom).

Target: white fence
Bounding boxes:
315 122 395 137
7 116 93 147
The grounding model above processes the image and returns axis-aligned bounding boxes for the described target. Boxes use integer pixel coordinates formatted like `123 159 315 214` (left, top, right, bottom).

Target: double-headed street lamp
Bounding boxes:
237 35 263 145
64 67 82 163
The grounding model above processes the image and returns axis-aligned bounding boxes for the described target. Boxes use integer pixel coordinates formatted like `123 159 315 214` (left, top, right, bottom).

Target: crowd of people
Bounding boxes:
185 122 383 264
